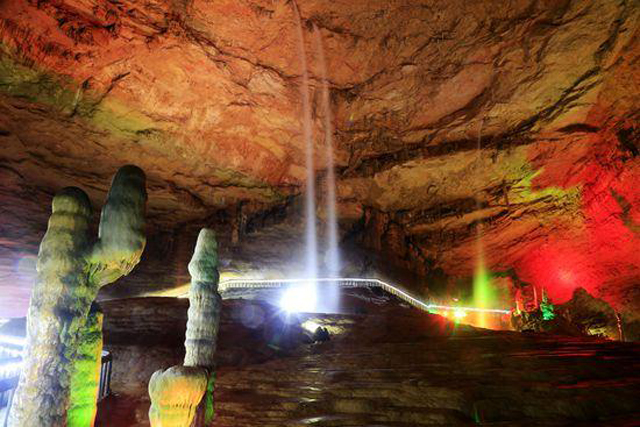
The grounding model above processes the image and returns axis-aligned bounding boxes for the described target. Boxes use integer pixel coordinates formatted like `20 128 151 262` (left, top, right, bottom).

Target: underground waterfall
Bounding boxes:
281 5 341 314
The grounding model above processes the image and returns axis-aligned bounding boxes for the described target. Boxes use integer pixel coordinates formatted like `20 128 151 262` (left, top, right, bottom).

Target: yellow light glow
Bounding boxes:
301 320 320 333
454 309 467 320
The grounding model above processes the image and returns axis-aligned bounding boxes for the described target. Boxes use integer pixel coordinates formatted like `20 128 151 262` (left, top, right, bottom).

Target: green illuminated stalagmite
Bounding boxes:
68 304 104 427
8 166 147 427
149 228 220 427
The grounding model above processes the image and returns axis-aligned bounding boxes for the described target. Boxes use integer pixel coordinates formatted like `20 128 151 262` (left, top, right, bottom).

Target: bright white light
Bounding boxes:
0 361 23 380
280 285 317 313
0 334 26 347
301 320 321 332
0 346 22 358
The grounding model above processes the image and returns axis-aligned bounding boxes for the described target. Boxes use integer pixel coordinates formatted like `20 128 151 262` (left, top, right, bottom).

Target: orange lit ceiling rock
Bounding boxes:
0 0 638 317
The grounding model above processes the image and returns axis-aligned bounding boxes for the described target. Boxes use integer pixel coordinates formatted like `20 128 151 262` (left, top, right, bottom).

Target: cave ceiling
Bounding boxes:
0 0 638 317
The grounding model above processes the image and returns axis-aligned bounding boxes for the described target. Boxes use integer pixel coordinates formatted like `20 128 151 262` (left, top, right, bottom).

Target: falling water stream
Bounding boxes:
291 4 493 318
281 2 319 313
282 4 341 313
313 24 340 278
292 2 318 283
313 24 340 312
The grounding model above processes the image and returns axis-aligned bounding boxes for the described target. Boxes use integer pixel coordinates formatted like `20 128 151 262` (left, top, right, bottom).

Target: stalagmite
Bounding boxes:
185 228 221 368
185 229 221 426
8 166 147 427
149 228 221 427
148 366 208 427
8 188 92 427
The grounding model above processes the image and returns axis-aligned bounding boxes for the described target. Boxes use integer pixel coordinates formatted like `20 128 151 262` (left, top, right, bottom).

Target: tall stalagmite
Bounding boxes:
8 166 147 427
149 228 220 427
185 228 221 426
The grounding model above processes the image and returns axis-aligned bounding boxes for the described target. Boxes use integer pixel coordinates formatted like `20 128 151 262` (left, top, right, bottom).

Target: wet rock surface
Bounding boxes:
96 296 640 427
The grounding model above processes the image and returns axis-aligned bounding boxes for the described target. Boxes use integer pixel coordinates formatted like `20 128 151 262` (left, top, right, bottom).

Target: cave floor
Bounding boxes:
96 295 640 426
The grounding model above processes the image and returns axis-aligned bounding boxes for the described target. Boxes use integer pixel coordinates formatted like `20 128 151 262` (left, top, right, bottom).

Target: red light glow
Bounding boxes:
518 128 640 308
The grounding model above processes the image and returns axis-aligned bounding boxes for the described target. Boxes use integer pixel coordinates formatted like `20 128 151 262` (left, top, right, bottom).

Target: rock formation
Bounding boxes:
148 366 208 427
185 229 221 368
8 165 146 427
510 287 640 341
184 228 221 426
149 228 221 427
557 287 630 340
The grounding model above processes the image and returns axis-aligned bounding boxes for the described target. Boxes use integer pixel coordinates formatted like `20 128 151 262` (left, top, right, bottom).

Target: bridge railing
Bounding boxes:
98 351 112 402
219 277 510 315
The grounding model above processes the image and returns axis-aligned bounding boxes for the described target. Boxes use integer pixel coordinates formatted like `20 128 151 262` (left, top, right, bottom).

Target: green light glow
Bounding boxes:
540 290 556 321
68 309 103 427
204 373 216 424
472 241 496 328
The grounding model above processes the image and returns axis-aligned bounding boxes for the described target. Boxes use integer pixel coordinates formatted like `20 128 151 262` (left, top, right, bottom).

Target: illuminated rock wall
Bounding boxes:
0 0 637 322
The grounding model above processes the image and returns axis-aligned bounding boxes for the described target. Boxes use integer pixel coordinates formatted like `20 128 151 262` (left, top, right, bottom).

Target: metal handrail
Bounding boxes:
98 351 112 402
219 277 511 315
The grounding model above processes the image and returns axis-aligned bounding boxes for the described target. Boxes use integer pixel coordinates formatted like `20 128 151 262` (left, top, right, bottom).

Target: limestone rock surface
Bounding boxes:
0 0 638 318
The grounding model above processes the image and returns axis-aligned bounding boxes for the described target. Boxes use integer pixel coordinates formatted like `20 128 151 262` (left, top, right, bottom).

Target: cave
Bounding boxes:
0 0 639 426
